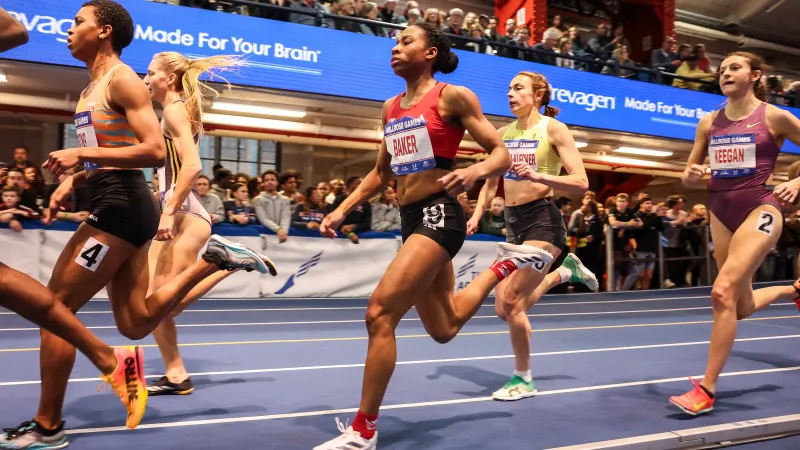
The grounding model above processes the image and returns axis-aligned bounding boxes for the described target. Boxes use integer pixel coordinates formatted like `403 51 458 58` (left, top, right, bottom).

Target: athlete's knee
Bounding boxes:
501 285 528 317
710 277 737 310
364 299 394 338
115 319 150 341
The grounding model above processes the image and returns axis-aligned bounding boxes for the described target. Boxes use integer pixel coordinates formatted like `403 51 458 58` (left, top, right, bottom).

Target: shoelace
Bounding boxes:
98 375 124 401
685 377 708 402
3 421 36 439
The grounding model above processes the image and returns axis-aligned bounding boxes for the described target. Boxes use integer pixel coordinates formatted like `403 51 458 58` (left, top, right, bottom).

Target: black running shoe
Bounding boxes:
146 376 194 396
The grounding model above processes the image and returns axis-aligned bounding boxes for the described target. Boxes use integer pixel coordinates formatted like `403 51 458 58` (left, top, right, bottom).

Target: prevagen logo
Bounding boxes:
8 11 72 43
550 86 616 112
455 254 478 292
274 251 323 295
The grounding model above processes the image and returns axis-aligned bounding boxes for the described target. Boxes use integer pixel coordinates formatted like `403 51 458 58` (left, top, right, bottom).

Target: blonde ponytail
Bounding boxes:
154 52 243 136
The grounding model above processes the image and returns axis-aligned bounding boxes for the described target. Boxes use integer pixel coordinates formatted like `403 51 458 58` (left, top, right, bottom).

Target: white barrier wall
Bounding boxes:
0 228 502 299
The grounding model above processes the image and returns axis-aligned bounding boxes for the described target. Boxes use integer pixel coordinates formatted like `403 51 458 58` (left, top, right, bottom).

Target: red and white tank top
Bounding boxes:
383 82 464 176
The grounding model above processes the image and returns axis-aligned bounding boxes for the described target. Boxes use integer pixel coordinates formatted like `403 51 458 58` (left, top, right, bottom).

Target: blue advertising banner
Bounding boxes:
3 0 800 154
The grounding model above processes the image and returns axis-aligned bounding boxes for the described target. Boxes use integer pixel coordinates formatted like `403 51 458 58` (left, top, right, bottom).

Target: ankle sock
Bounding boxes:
514 370 533 383
555 266 571 284
352 411 378 439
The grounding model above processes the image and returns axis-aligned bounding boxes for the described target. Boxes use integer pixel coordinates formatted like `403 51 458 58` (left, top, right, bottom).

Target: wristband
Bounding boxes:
347 232 355 238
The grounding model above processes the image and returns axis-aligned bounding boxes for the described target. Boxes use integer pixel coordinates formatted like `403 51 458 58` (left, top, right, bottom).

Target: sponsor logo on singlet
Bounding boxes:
503 139 539 181
74 111 103 171
384 115 435 175
708 133 756 178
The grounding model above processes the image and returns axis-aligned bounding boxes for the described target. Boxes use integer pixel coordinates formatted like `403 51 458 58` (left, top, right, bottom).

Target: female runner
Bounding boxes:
468 71 598 401
670 51 800 415
142 51 275 396
0 2 273 447
315 23 546 450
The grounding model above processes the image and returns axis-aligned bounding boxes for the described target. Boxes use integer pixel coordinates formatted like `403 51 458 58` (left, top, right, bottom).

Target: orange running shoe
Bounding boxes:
99 346 148 429
669 377 714 416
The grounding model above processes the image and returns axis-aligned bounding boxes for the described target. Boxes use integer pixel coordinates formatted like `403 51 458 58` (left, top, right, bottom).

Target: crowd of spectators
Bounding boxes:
152 0 799 105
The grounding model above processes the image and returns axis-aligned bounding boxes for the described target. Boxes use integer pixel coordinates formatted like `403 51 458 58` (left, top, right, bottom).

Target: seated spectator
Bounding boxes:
252 0 290 22
602 46 637 78
423 8 443 29
479 197 506 236
332 0 360 33
358 2 388 37
442 8 468 49
194 175 224 224
12 146 35 170
532 29 559 66
465 24 490 54
211 167 233 201
401 0 418 21
5 168 38 211
279 171 303 205
651 36 680 84
292 186 327 231
223 183 257 225
331 176 371 244
673 54 715 91
254 169 291 242
404 8 420 27
496 18 516 56
693 44 712 73
378 0 405 26
0 185 38 232
610 23 631 54
371 186 400 232
544 15 564 40
327 178 344 204
556 37 577 69
565 26 584 55
289 0 329 27
479 15 493 40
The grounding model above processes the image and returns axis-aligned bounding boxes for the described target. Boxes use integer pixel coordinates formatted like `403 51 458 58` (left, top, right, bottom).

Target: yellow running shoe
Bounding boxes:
99 346 148 429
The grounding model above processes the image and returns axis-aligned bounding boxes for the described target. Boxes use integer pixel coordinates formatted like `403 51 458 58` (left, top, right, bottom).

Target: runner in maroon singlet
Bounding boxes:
315 23 548 449
670 52 800 416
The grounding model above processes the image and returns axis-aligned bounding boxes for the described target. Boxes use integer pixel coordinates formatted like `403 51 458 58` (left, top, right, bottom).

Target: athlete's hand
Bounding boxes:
512 162 543 182
44 178 74 225
683 164 707 182
439 167 479 197
43 148 83 177
320 210 345 239
774 179 800 204
466 215 480 235
155 213 175 241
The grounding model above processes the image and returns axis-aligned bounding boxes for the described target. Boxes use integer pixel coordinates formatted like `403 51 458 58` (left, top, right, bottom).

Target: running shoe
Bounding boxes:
313 418 377 450
147 376 194 396
492 374 538 401
669 377 715 416
0 421 68 449
490 242 552 279
202 235 277 275
98 346 147 429
561 253 599 292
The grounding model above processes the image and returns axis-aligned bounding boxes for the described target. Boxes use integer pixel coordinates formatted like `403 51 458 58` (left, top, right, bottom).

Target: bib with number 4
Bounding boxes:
708 133 756 178
74 111 104 171
504 139 539 181
384 115 436 176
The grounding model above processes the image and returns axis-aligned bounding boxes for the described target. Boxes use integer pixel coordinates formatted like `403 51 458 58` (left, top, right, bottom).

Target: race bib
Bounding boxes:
504 139 539 181
708 133 756 178
74 111 103 170
384 115 435 175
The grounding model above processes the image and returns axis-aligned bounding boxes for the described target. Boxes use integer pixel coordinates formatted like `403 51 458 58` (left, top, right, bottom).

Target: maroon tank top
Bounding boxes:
707 102 780 192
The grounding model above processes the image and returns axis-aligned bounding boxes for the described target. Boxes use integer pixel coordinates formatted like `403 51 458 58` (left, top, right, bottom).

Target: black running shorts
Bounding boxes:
400 190 466 260
504 197 568 270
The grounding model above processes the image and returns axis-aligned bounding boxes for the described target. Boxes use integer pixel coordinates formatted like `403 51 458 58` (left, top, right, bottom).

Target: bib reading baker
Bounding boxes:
74 111 103 171
384 115 435 175
504 139 539 181
709 133 756 179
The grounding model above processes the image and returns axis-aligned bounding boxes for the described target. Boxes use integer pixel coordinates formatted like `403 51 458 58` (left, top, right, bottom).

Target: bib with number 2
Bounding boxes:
74 111 103 170
708 133 756 178
384 115 436 176
504 139 539 181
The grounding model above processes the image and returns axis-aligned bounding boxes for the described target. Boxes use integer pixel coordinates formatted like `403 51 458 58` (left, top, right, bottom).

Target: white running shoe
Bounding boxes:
490 242 551 279
313 418 377 450
202 235 275 275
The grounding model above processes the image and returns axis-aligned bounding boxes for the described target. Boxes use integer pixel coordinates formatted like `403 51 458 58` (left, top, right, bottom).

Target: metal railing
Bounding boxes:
163 0 800 108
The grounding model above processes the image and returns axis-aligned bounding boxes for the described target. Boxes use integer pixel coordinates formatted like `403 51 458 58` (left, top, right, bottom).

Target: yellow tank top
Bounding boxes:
73 64 139 171
502 116 561 181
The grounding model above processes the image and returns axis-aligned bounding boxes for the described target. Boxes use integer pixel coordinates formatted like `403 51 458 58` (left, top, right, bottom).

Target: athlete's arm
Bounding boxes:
769 106 800 203
471 124 508 221
681 113 712 189
526 120 588 193
79 67 166 168
161 103 202 216
451 86 511 179
0 8 28 53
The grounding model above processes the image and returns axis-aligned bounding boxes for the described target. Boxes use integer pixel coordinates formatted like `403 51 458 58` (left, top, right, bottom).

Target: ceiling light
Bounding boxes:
211 101 306 118
613 147 673 157
574 141 588 148
601 155 660 167
0 74 7 83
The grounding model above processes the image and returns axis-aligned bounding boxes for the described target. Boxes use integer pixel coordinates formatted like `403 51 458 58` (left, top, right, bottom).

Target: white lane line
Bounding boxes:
63 365 800 436
0 304 795 332
3 333 800 387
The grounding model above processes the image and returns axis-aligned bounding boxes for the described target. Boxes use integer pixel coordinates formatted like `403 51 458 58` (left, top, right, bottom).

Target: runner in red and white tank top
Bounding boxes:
671 51 800 417
317 23 551 450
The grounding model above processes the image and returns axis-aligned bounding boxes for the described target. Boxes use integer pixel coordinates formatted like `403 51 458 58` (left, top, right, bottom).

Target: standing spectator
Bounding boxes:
317 181 332 205
328 178 344 204
194 175 224 224
442 8 468 49
279 171 302 205
291 186 327 231
610 23 631 54
331 175 371 243
12 146 35 170
555 196 573 227
479 197 506 236
607 193 642 289
570 200 604 291
371 186 400 232
628 196 663 290
224 183 257 225
254 169 292 242
651 36 680 84
663 195 689 288
544 15 563 40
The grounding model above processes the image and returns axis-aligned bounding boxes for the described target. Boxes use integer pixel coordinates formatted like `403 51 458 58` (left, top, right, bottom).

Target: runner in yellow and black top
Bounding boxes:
469 71 597 402
0 2 274 448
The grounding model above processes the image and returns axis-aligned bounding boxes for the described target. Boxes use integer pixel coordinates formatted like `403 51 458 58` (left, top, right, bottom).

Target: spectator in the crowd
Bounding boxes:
328 178 344 204
610 23 631 54
495 18 516 57
464 12 477 30
404 8 420 27
479 196 506 236
12 146 35 170
628 195 663 290
555 196 572 227
331 175 371 243
254 169 292 242
371 186 400 232
378 0 404 25
532 29 559 65
247 176 261 200
234 173 250 186
651 36 680 84
0 185 38 232
479 14 493 39
587 23 616 72
693 44 712 73
544 15 563 40
401 0 418 21
253 0 290 22
423 8 443 29
279 171 303 205
332 0 360 33
607 193 641 289
602 46 637 78
211 167 233 201
556 37 576 69
358 2 388 37
465 24 490 54
317 181 332 205
442 8 468 49
512 26 535 61
5 168 38 211
565 26 584 55
685 203 709 286
663 194 689 288
291 186 327 231
194 175 224 224
224 183 257 225
570 200 604 291
23 166 45 211
41 167 90 223
289 0 329 27
673 54 715 91
466 199 477 219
